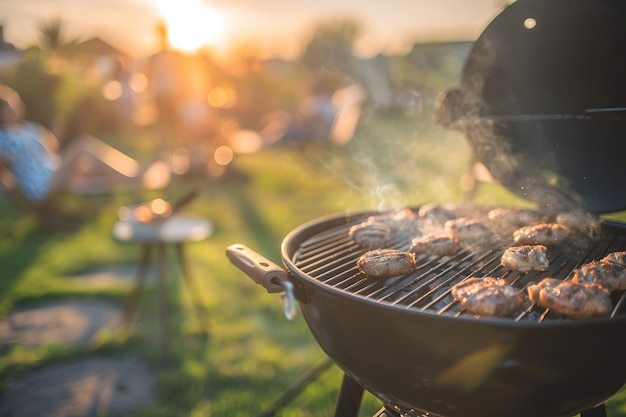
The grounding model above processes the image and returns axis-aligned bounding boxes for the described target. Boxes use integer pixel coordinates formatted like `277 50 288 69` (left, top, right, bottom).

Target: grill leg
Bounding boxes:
334 373 364 417
372 406 402 417
254 358 334 417
581 404 607 417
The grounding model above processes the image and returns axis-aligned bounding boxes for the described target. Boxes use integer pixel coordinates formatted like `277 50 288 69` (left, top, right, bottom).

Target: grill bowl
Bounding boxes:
279 209 626 417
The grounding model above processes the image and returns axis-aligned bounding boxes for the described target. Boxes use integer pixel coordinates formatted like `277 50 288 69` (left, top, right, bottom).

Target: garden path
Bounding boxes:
0 265 156 417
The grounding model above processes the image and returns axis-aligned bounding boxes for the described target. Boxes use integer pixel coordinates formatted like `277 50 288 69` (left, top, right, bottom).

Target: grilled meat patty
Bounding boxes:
602 250 626 267
556 210 602 229
367 208 418 234
409 233 460 257
350 208 419 250
488 206 548 228
513 223 571 246
444 217 492 244
538 280 612 319
349 221 392 250
417 203 458 225
501 245 550 273
527 277 561 304
451 276 498 301
451 277 524 317
572 260 626 291
357 249 416 278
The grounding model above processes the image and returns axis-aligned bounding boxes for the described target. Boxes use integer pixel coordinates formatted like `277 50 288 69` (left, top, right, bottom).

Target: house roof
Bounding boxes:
0 25 16 52
75 37 128 58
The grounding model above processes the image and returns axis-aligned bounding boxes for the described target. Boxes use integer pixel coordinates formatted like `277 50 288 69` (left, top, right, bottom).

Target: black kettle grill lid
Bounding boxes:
437 0 626 214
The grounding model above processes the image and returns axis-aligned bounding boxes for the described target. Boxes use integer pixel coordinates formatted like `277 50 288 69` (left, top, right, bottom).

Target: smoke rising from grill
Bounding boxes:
315 110 469 213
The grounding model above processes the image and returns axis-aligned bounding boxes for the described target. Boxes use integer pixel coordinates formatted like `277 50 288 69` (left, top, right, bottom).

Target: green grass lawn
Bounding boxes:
1 113 625 417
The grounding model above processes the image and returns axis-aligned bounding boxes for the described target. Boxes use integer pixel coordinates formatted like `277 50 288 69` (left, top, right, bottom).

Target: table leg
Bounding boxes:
156 243 171 364
174 242 211 335
121 244 152 334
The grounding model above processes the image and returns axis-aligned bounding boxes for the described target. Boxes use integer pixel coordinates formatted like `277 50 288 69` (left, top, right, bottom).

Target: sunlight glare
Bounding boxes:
156 0 227 52
102 81 122 101
129 72 148 93
227 130 263 154
213 145 234 166
207 83 237 108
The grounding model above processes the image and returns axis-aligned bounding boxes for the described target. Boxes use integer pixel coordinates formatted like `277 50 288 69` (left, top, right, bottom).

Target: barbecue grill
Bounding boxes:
226 1 626 416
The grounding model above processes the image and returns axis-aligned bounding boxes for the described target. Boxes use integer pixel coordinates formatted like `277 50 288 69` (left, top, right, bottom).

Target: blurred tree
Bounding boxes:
393 42 468 99
35 17 83 138
0 17 120 143
37 17 80 53
299 18 362 86
7 51 62 131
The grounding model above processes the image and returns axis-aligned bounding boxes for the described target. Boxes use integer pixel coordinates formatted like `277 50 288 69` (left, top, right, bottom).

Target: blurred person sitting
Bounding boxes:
0 84 171 212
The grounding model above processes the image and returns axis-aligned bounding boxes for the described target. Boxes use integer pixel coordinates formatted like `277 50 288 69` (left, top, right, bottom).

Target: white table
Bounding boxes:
113 213 213 362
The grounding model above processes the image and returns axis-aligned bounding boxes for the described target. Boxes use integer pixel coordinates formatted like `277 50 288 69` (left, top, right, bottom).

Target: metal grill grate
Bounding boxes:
291 210 626 321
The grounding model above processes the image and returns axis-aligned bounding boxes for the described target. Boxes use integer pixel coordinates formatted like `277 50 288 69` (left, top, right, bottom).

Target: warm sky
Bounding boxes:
0 0 509 59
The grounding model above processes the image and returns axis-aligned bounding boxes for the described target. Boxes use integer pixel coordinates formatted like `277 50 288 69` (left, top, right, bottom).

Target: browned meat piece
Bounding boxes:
417 203 458 224
513 223 571 246
451 276 523 317
538 280 612 319
501 245 550 273
602 250 626 267
409 233 460 257
487 206 547 228
367 208 418 233
349 221 391 250
555 210 603 240
572 260 626 291
451 277 498 301
357 249 416 278
556 210 602 229
526 278 561 304
444 217 492 244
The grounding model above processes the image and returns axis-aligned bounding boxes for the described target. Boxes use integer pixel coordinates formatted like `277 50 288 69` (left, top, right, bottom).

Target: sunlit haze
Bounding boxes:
0 0 507 58
156 0 229 52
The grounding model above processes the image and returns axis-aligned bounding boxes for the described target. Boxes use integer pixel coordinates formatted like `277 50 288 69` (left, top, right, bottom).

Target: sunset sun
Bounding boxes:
156 0 228 52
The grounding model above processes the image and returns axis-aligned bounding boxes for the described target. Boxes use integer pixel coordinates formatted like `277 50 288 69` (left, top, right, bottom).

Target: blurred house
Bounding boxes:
261 57 293 77
323 40 473 115
353 54 393 109
71 37 130 81
405 40 473 69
